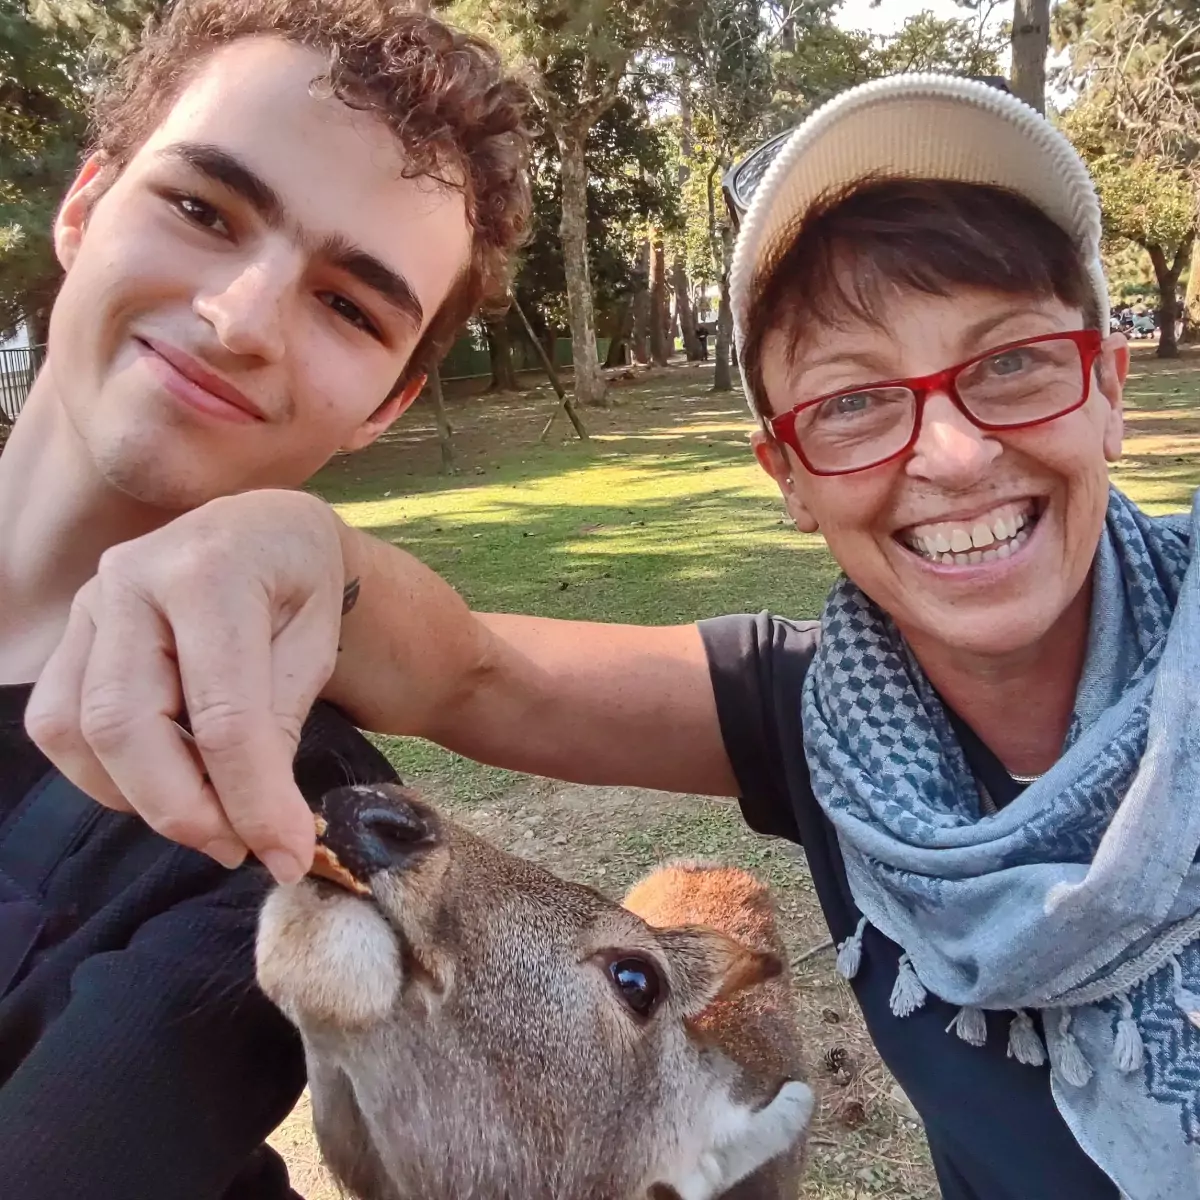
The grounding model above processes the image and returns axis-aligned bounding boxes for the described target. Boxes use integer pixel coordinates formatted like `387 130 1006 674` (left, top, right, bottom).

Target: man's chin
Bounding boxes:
93 447 225 514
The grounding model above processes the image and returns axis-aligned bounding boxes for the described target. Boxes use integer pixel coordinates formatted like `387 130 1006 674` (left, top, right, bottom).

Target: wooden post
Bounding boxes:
510 294 589 442
426 366 455 472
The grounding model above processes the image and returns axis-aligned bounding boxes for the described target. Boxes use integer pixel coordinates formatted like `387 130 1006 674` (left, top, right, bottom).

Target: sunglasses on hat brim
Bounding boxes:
720 74 1014 236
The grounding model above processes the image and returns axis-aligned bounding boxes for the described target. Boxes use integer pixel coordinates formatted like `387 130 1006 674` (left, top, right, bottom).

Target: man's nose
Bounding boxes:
905 391 1002 487
193 254 293 363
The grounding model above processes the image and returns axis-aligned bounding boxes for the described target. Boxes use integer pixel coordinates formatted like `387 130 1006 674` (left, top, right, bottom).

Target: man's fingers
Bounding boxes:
25 590 133 814
77 583 248 867
173 595 316 883
270 592 341 733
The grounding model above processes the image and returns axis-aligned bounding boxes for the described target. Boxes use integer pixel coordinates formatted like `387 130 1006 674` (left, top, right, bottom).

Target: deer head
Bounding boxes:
256 782 812 1200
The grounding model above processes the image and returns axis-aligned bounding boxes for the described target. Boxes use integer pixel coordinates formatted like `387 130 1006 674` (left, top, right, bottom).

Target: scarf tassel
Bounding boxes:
946 1005 988 1047
836 916 868 981
1112 993 1145 1074
1053 1010 1094 1088
1169 954 1200 1030
889 953 928 1017
1007 1010 1047 1067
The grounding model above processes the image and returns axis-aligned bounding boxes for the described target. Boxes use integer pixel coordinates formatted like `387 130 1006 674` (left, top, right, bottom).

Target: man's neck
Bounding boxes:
901 581 1093 779
0 376 170 685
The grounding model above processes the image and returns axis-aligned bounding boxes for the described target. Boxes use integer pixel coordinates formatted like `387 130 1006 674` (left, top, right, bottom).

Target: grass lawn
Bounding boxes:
271 346 1200 1198
311 345 1200 794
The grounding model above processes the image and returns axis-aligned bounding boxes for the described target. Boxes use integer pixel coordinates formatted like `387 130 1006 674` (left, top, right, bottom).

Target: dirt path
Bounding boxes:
271 777 937 1199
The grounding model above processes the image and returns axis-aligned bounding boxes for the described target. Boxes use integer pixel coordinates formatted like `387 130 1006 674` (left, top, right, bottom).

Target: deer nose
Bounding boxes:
319 783 437 879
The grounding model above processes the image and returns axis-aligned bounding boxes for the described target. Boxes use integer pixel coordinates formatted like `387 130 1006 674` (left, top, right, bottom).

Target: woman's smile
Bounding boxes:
893 496 1046 571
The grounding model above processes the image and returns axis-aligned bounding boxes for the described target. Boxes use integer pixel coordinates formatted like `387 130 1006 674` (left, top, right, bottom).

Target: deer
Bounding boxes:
256 780 813 1200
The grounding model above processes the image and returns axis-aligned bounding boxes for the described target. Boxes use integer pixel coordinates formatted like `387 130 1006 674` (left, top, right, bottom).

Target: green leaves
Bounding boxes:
1089 151 1194 251
0 1 161 338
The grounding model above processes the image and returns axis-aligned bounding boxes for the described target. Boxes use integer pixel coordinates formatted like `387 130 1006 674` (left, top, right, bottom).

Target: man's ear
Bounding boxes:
55 155 108 271
1097 333 1128 464
342 373 427 452
751 429 819 533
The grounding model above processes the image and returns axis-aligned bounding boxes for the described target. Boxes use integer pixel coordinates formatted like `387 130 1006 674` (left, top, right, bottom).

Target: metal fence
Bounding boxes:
0 345 45 422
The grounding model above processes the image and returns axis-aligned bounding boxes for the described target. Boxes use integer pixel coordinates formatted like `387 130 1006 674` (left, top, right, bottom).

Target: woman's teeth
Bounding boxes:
902 507 1036 566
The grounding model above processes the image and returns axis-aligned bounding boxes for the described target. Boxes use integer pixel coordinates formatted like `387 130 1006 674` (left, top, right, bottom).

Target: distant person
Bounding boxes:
29 77 1199 1199
0 1 531 1195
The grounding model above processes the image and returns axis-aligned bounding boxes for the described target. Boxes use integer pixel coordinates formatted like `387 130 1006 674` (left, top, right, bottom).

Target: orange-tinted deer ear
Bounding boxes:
657 926 782 1017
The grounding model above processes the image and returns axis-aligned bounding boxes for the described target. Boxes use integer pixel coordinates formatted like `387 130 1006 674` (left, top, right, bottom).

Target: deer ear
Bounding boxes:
651 1078 814 1200
656 926 782 1017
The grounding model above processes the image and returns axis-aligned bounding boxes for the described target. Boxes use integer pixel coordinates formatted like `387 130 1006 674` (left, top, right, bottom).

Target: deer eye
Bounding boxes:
609 956 663 1018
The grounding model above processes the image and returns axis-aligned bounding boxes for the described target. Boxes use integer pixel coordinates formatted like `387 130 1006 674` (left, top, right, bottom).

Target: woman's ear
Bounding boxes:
54 155 108 271
751 429 819 533
1097 332 1129 464
342 373 426 453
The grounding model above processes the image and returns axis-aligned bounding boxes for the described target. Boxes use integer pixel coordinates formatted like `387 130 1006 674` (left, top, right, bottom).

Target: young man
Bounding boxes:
33 76 1200 1200
0 2 531 1195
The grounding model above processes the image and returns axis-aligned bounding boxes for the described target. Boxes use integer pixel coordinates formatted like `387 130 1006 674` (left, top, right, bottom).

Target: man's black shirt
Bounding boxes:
700 612 1119 1200
0 683 398 1199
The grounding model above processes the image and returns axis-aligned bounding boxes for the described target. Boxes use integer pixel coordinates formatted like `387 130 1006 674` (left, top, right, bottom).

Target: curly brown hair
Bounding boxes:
91 0 534 386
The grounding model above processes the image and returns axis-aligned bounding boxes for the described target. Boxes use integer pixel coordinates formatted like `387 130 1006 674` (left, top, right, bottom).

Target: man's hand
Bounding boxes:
25 490 347 883
26 489 737 882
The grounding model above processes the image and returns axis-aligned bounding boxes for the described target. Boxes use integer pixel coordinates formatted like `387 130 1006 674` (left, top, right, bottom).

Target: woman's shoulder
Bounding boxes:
699 610 821 672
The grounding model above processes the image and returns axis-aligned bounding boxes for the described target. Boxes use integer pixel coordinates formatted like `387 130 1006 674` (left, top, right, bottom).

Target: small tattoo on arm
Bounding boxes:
342 577 361 616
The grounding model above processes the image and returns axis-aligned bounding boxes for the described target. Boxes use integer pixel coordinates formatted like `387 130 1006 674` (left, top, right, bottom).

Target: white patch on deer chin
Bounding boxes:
655 1078 814 1200
257 881 401 1029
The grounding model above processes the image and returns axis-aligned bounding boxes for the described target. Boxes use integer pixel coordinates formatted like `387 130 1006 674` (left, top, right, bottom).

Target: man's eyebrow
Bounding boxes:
161 142 285 226
319 234 425 332
159 142 426 333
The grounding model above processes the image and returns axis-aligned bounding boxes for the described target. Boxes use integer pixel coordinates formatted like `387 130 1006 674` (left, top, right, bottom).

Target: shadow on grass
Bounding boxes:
359 492 839 625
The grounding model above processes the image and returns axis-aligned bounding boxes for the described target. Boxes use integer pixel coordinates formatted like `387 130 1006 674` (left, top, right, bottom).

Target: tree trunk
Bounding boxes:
604 297 634 367
1146 238 1192 358
780 16 796 54
672 64 703 363
632 238 651 364
649 232 670 366
425 366 455 472
556 129 607 407
1181 239 1200 344
484 314 521 392
25 304 50 347
673 259 702 360
1010 0 1050 114
712 224 735 392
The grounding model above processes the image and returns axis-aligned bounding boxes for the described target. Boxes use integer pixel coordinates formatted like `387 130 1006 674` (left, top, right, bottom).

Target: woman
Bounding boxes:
28 76 1199 1199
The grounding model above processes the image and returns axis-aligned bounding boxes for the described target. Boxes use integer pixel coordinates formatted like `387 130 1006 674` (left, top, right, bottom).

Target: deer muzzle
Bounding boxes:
311 782 439 892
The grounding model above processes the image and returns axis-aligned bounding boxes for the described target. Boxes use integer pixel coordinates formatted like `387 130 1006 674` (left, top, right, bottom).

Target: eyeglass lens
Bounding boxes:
792 337 1087 473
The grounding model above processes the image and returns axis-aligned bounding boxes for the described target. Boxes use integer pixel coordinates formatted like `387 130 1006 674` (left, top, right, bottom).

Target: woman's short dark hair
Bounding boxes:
740 178 1101 418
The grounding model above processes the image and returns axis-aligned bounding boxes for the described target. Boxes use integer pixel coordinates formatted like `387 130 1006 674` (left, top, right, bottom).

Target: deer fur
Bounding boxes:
256 783 812 1200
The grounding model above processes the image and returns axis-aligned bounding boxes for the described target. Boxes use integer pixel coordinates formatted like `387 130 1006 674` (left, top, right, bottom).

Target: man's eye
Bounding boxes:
172 195 228 234
321 293 380 338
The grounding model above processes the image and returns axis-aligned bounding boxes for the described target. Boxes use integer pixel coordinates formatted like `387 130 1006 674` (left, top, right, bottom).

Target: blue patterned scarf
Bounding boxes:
803 486 1200 1198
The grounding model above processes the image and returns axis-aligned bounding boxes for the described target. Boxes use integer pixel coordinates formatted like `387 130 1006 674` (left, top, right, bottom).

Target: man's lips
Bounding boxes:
138 337 266 423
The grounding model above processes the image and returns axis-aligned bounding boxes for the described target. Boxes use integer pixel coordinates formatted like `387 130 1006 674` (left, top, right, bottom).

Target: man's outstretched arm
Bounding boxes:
27 490 737 883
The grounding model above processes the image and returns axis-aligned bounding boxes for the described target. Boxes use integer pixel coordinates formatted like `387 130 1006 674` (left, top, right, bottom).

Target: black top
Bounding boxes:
700 612 1119 1200
0 683 398 1200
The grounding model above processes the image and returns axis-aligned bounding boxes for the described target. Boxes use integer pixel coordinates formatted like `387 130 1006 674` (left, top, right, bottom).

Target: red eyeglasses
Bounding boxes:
767 329 1104 477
